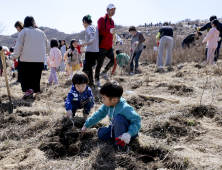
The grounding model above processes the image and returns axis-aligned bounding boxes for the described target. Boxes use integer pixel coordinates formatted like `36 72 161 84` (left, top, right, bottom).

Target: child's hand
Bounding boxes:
81 126 88 134
66 110 73 117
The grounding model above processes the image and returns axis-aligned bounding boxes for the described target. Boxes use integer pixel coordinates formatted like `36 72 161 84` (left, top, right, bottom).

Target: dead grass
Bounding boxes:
0 34 222 169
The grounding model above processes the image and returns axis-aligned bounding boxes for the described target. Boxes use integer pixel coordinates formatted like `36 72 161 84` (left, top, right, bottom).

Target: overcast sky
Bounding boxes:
1 0 222 35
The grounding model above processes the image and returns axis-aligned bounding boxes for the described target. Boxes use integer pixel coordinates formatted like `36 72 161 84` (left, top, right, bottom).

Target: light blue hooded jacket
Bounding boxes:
84 97 141 137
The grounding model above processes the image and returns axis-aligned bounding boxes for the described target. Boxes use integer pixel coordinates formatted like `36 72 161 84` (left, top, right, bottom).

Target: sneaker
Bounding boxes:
100 71 108 80
157 67 164 73
166 66 173 71
22 89 34 99
95 80 102 87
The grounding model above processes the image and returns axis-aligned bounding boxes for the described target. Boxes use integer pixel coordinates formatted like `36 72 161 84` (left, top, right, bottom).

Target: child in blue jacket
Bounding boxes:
65 72 94 119
81 80 141 148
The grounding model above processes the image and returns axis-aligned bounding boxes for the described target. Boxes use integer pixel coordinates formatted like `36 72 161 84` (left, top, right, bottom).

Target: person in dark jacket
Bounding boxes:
96 4 116 87
65 72 94 120
182 32 202 49
198 15 222 62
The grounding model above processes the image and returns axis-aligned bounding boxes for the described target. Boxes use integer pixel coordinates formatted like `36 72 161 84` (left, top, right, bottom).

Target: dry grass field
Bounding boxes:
0 31 222 170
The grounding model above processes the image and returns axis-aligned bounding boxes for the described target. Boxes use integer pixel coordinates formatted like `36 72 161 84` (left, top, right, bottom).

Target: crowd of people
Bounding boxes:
0 3 221 150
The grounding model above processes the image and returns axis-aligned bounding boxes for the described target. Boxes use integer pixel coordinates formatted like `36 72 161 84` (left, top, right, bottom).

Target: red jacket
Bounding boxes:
98 14 115 50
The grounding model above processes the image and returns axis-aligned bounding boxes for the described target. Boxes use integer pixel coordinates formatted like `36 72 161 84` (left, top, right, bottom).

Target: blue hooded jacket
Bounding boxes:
84 97 141 137
65 85 94 111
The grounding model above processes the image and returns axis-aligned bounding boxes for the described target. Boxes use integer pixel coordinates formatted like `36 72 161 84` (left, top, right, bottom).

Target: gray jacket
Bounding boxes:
85 25 99 52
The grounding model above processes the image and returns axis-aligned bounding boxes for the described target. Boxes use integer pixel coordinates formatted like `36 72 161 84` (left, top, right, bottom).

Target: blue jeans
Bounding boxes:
71 99 93 116
130 50 142 71
97 115 138 146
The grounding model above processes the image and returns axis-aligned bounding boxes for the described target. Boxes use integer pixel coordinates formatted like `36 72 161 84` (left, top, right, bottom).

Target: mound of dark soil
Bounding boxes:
114 77 126 83
127 96 151 110
175 72 184 77
16 110 44 117
190 105 217 118
92 140 174 170
194 64 204 69
131 81 143 89
39 117 102 159
143 115 199 139
168 84 193 95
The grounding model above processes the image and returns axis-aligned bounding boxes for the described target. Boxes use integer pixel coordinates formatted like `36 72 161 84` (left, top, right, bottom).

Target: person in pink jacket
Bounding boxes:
47 39 62 85
202 19 220 65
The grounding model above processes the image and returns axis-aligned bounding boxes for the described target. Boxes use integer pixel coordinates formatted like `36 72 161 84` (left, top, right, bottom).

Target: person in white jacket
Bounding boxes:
11 16 50 99
202 19 220 65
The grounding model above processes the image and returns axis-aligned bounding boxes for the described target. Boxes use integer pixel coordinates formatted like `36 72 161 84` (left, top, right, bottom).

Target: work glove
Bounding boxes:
197 28 200 31
134 41 139 45
115 133 131 146
110 28 115 34
66 110 73 118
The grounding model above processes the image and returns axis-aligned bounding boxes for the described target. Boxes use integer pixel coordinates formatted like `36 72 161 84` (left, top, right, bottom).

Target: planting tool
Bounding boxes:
66 116 97 133
0 50 14 114
111 30 117 75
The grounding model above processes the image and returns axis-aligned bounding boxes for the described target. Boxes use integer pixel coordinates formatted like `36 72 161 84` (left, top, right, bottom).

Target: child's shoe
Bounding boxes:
22 89 34 99
100 71 108 80
95 80 102 87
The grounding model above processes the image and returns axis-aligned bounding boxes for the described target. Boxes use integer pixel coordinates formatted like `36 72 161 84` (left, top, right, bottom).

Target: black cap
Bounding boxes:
210 15 217 22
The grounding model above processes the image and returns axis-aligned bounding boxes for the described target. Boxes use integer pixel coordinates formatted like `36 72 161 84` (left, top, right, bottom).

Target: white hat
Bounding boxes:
107 4 116 9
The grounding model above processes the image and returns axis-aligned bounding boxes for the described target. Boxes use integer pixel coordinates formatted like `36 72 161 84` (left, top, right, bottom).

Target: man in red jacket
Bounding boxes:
95 4 116 87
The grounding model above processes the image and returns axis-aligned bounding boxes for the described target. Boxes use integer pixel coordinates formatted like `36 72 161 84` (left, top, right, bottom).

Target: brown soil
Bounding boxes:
1 61 222 169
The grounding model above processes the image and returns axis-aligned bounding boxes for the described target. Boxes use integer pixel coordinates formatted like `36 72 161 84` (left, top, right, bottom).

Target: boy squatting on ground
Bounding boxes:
81 81 141 148
65 72 94 119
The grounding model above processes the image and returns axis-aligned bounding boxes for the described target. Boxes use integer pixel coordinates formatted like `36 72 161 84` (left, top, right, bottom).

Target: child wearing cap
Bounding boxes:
81 80 141 149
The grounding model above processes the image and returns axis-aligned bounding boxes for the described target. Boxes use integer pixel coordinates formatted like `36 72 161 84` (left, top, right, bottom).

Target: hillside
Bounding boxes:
0 19 214 48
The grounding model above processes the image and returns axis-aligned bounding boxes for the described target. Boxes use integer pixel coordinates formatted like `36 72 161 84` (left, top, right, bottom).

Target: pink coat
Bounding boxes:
202 27 220 49
47 47 62 67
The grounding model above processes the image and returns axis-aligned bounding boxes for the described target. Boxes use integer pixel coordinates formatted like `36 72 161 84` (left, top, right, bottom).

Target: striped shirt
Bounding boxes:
85 25 99 52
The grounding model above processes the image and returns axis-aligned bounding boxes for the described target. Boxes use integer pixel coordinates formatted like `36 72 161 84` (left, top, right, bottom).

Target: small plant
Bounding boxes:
183 157 189 166
187 121 194 126
164 121 170 127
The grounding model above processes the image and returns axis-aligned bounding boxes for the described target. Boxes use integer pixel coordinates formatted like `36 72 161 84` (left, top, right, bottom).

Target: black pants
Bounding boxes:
20 62 44 93
205 40 222 62
95 48 114 80
83 52 99 85
17 58 21 82
182 42 190 49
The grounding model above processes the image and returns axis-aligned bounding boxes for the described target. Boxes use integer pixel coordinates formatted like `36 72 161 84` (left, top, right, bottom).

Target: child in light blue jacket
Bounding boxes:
81 80 141 148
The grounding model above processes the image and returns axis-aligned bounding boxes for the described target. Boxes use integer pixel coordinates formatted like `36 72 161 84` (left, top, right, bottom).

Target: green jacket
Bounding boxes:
84 97 141 137
116 53 130 67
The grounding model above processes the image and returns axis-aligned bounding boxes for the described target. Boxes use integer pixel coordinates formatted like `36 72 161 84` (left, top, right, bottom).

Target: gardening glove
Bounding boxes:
134 41 139 45
115 137 126 147
110 28 115 34
120 133 131 144
66 110 73 118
